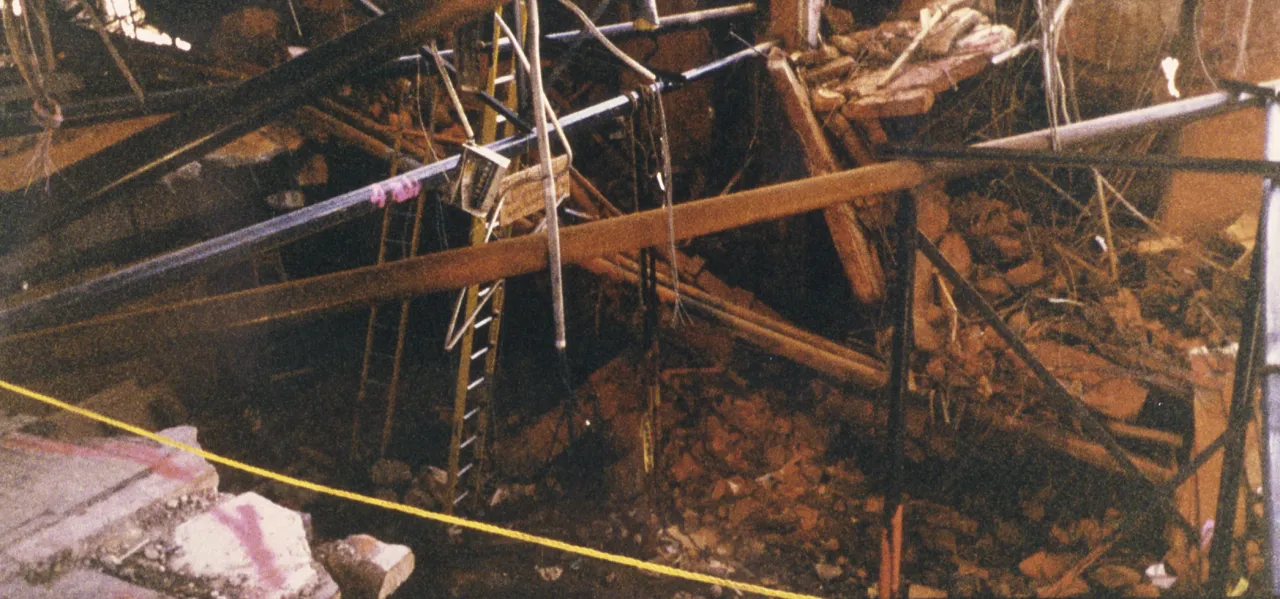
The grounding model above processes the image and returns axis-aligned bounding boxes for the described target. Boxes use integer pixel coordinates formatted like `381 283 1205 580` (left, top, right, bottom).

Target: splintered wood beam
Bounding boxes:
585 255 888 389
766 48 886 304
0 160 927 380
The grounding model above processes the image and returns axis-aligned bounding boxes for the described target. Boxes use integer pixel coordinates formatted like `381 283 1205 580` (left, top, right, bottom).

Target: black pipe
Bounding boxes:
881 190 916 598
0 0 505 253
917 231 1199 539
1207 231 1265 584
0 42 776 335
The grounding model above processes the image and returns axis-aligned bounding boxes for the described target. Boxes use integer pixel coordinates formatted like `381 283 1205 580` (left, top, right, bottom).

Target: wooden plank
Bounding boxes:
766 48 886 304
0 159 927 381
496 155 571 226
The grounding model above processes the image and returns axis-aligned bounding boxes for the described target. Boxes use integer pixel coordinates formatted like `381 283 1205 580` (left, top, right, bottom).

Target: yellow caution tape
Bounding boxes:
0 379 824 599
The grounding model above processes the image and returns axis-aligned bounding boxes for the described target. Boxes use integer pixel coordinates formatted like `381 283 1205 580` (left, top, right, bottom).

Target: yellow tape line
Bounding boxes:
0 379 823 599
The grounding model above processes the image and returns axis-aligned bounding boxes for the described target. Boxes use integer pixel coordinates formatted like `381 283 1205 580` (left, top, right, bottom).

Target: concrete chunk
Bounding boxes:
1 427 217 566
0 569 176 598
171 492 320 599
318 534 415 599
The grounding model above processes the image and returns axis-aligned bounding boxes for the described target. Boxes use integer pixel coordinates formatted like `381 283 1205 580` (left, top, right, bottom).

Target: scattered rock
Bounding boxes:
1081 378 1148 421
535 565 563 582
1088 564 1142 589
794 505 820 532
317 534 415 599
170 493 321 599
1005 258 1047 287
938 232 973 278
1018 550 1074 582
370 459 413 488
729 498 763 525
671 453 705 483
815 562 844 581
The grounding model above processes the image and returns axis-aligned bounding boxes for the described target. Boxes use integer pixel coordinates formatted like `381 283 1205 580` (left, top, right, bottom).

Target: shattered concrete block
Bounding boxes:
317 534 415 599
171 492 320 599
0 568 173 598
2 427 218 567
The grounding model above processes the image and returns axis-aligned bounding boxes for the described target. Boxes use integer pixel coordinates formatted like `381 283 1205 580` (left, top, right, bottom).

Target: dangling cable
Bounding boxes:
553 0 657 83
494 14 573 164
426 40 476 144
527 0 568 353
637 87 685 324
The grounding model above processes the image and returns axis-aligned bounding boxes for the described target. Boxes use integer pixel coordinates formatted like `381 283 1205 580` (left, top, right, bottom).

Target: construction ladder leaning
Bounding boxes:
442 5 521 512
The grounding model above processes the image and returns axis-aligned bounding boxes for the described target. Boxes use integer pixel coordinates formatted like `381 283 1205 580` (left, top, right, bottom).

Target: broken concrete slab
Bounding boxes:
0 568 177 599
170 492 323 599
317 534 415 599
0 426 217 570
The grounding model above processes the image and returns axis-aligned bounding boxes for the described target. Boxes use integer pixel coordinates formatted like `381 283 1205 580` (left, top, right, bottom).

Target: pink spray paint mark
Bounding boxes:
369 182 387 208
368 177 419 207
1200 519 1215 553
389 176 421 203
212 503 288 593
1 433 202 481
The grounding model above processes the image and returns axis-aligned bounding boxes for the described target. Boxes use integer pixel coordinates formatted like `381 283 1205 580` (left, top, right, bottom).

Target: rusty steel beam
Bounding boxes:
0 0 506 253
6 82 1280 378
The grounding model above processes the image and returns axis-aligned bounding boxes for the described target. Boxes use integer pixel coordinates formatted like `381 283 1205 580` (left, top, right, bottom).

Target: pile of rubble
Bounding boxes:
0 421 413 599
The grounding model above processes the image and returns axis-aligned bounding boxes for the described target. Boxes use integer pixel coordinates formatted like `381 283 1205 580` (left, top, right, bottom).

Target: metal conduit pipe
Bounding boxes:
0 42 776 335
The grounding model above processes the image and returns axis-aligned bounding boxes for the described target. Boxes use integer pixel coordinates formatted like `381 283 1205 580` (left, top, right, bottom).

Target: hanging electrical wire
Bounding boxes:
493 13 573 165
553 0 656 83
526 0 569 352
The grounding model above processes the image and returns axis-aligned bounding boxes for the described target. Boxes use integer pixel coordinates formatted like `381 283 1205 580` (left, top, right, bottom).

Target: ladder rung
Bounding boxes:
464 407 480 421
371 351 397 360
473 316 493 329
459 434 477 450
467 377 485 391
456 462 473 478
470 346 490 360
452 490 470 505
364 378 389 387
495 74 514 86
